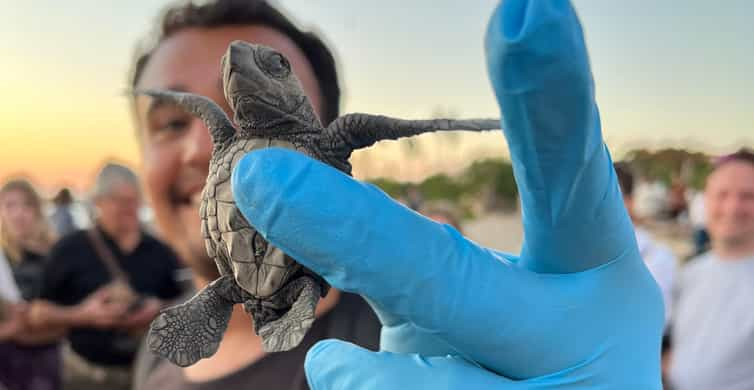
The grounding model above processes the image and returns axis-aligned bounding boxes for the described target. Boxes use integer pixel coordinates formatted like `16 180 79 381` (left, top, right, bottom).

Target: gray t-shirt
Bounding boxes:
669 252 754 390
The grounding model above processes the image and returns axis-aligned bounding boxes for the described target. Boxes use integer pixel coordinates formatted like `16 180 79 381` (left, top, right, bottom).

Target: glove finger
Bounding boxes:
304 339 514 390
359 295 460 357
231 148 532 323
231 141 601 379
379 321 460 356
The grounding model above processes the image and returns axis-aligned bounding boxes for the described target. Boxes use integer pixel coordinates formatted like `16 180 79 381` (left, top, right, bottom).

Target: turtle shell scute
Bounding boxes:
200 136 313 298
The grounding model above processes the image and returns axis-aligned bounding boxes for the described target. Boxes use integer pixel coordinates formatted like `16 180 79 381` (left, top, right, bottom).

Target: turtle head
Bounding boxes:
222 41 320 132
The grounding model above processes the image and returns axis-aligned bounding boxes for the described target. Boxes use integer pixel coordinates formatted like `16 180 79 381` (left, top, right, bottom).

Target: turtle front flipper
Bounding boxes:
243 276 322 352
148 275 247 367
133 89 236 148
322 113 501 171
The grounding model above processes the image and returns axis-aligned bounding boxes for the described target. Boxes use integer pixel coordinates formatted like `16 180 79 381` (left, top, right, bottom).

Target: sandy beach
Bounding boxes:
462 211 693 260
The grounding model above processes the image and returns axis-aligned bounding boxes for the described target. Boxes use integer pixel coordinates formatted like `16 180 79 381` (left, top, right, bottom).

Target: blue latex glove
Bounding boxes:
232 0 664 388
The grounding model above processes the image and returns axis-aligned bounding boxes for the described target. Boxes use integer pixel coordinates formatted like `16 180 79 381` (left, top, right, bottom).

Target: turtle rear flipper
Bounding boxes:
244 276 321 352
148 276 244 367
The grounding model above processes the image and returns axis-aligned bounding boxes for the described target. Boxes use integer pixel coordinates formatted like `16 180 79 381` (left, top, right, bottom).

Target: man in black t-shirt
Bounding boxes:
33 163 183 390
128 1 381 389
42 226 183 363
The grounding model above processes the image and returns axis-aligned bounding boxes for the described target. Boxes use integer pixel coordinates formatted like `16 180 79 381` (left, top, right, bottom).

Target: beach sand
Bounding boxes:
462 212 693 260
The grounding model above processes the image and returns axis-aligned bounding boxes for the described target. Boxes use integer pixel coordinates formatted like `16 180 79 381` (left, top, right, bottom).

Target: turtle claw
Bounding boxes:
147 277 236 367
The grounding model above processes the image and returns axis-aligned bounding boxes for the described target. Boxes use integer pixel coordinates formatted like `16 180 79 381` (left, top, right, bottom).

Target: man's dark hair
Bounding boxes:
713 148 754 170
130 0 340 125
614 162 634 197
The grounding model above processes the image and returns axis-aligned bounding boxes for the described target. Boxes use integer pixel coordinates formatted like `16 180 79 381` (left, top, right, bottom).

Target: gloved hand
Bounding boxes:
232 0 664 388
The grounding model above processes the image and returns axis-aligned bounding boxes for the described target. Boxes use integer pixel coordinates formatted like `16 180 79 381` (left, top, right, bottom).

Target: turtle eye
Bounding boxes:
258 49 291 79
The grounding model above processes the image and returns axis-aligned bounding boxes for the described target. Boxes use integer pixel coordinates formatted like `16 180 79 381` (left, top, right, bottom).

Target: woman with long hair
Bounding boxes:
0 178 61 390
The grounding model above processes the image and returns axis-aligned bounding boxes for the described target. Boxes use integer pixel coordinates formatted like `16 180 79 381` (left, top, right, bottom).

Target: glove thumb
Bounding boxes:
305 339 513 390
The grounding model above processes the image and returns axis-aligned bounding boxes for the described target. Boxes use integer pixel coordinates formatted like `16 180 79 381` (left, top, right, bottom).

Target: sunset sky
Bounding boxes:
1 0 752 194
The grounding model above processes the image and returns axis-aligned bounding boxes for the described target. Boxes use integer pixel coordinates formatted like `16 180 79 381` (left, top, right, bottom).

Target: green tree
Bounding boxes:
461 158 517 205
419 174 464 202
368 178 407 198
623 148 712 189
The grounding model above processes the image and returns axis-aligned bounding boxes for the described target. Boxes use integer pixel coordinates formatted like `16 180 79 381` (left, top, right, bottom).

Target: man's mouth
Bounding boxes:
170 187 204 210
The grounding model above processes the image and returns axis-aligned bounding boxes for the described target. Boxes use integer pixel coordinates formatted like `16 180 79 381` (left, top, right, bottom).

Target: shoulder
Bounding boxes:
48 229 90 258
140 231 168 248
635 229 676 265
140 232 181 260
40 230 92 296
647 241 677 269
640 232 676 261
683 252 714 271
678 253 715 285
141 232 176 252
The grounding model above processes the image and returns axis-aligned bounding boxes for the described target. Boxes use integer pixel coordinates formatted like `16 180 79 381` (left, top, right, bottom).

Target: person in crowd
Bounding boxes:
666 176 688 221
668 148 754 390
687 189 709 257
0 178 62 390
128 1 380 389
614 163 677 324
49 188 78 238
0 299 28 390
403 184 424 211
30 163 183 390
420 203 463 232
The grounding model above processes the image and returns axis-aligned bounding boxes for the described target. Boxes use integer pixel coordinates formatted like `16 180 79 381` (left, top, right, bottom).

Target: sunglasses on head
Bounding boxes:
713 148 754 169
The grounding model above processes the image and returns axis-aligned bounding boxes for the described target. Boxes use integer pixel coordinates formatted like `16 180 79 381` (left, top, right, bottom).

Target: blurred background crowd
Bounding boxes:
2 145 752 389
1 0 752 389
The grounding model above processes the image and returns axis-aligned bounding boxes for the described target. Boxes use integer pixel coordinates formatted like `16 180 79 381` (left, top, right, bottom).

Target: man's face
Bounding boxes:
704 161 754 250
133 26 323 279
95 183 142 234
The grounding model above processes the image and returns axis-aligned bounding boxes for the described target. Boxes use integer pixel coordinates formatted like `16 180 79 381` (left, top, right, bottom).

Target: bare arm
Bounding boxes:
0 303 26 341
11 325 67 345
26 299 87 331
118 298 165 333
27 288 129 333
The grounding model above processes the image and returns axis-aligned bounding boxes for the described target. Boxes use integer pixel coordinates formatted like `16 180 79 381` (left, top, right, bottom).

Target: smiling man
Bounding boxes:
668 148 754 390
129 1 379 389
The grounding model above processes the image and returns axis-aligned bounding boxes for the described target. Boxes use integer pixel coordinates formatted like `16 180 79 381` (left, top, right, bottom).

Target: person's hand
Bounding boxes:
119 297 163 332
26 300 56 328
74 287 130 329
0 302 27 341
231 0 663 388
233 150 648 389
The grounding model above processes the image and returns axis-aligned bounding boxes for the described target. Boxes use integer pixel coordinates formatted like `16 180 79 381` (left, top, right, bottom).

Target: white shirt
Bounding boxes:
670 253 754 390
635 227 677 326
0 250 22 302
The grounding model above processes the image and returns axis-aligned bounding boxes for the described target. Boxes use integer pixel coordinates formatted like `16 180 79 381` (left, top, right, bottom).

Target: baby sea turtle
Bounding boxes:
137 40 500 367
